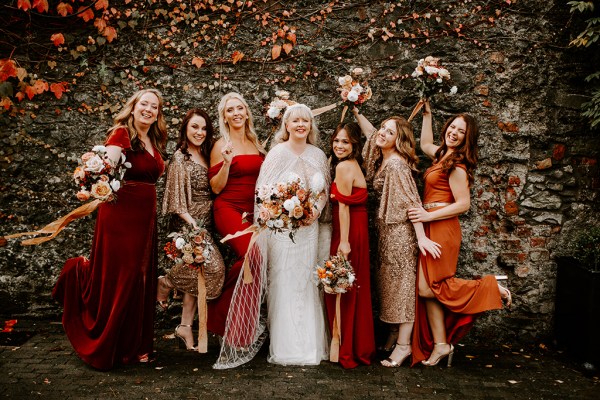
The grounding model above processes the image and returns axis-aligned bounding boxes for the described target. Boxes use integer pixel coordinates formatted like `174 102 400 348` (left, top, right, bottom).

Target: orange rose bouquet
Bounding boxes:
315 253 356 294
73 145 131 202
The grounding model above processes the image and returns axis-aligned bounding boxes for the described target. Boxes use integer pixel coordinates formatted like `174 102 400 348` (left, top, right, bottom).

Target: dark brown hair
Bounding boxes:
177 108 215 161
434 114 479 185
330 122 363 171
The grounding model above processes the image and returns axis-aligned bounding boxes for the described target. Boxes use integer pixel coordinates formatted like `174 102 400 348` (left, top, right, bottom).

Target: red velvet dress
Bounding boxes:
52 127 164 370
411 163 502 366
207 154 264 336
325 183 376 369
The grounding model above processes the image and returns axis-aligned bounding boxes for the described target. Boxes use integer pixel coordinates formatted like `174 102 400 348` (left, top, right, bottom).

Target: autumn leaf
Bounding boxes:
271 44 281 60
16 68 27 81
95 0 109 10
32 0 49 13
191 57 205 68
286 32 297 45
231 51 244 64
78 6 95 22
50 33 65 47
0 59 18 82
17 0 32 11
282 42 293 55
15 91 25 102
32 79 49 95
94 18 107 33
0 97 12 110
103 26 117 43
24 84 36 100
50 82 68 99
56 2 73 16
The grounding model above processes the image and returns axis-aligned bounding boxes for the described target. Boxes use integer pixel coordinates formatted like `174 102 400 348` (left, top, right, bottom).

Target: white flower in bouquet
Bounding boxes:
351 84 363 93
275 90 290 100
273 219 284 229
283 198 296 212
175 237 186 249
347 90 359 103
84 155 106 174
310 173 325 194
109 179 121 192
266 220 275 228
267 106 281 119
92 145 107 153
124 162 132 168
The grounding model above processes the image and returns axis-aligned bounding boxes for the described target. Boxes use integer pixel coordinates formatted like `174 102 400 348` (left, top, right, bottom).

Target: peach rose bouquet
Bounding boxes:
164 220 214 271
73 145 131 202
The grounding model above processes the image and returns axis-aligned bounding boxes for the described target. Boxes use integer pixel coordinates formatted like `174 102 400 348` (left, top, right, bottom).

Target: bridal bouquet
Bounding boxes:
266 90 296 124
337 67 372 106
73 145 131 202
164 221 214 271
254 174 323 242
411 56 457 99
315 254 356 294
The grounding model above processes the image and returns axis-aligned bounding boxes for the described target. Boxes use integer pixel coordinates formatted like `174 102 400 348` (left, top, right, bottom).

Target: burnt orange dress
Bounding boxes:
411 162 502 366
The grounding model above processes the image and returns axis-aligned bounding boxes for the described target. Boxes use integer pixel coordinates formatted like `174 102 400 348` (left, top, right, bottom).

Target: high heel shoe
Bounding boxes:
381 343 411 368
174 324 196 351
378 326 399 353
156 276 172 312
421 343 454 367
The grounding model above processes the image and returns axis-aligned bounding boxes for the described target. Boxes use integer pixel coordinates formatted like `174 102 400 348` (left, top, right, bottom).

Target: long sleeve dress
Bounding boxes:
324 182 376 369
411 162 503 366
161 150 225 300
363 133 422 325
52 127 164 370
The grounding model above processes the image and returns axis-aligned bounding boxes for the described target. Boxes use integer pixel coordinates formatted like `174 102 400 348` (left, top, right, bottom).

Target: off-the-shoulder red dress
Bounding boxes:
325 182 376 369
52 127 164 370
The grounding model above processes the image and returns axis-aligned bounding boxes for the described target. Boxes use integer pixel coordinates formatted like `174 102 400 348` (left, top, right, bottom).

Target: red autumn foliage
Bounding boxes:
50 82 69 99
51 33 65 47
0 59 18 82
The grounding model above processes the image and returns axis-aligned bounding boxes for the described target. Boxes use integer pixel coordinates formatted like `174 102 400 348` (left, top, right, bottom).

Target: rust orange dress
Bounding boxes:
411 162 502 366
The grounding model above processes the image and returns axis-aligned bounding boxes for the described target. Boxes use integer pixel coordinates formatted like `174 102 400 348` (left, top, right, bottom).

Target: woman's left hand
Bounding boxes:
417 236 442 259
408 206 431 223
337 242 351 259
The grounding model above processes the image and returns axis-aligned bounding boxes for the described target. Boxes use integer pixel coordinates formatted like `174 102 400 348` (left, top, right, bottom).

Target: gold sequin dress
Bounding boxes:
162 150 225 299
363 134 422 324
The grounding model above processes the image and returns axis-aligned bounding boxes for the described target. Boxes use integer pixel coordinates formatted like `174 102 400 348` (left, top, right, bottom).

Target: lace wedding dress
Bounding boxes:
213 143 331 368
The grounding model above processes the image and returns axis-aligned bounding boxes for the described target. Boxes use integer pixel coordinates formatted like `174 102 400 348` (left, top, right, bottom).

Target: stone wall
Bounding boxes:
0 0 598 343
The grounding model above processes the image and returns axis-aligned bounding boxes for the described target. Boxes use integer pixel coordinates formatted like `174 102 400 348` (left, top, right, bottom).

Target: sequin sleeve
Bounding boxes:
361 128 381 182
162 151 192 216
379 158 422 224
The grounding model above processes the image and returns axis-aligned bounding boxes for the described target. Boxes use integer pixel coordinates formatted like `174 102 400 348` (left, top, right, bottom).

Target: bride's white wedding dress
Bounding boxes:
213 142 330 369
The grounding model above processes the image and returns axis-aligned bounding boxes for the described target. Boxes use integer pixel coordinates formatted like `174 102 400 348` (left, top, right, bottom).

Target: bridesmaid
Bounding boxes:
408 100 511 367
353 108 441 368
52 89 167 369
325 122 376 369
158 108 225 350
207 92 266 337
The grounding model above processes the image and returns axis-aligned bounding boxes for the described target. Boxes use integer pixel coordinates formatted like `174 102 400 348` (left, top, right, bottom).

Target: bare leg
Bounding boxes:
381 321 414 367
157 275 173 311
175 293 197 350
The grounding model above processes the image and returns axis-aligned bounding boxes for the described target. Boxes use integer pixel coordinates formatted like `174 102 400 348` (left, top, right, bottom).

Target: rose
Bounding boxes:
194 254 205 264
267 106 281 119
258 206 271 222
84 155 106 174
175 237 186 249
182 244 193 253
275 90 290 99
347 90 359 103
76 189 91 201
292 205 304 219
90 180 112 201
283 198 295 212
351 84 363 93
193 233 205 244
92 145 107 153
296 188 307 202
182 254 194 264
81 152 96 162
340 89 349 101
438 68 451 79
193 246 204 256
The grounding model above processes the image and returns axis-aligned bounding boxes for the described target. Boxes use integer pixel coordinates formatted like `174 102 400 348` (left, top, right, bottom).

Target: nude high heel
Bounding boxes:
174 324 196 351
421 343 454 367
381 343 411 368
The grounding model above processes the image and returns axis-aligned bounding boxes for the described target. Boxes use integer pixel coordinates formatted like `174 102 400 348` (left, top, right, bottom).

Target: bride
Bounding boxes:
213 103 330 368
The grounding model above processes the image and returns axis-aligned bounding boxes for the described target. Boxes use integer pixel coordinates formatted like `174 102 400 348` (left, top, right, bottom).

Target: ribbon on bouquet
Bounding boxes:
3 199 103 245
220 223 263 284
407 99 426 123
329 292 342 363
196 265 208 353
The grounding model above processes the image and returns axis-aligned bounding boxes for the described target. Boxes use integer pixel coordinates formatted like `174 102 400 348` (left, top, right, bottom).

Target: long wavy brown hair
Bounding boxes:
434 114 479 185
176 108 215 162
109 88 167 159
329 122 363 177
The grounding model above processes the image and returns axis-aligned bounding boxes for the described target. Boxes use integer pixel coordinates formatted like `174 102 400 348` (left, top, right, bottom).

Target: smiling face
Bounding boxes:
285 111 311 142
223 98 248 130
444 117 466 150
332 129 353 160
185 115 207 149
375 119 398 151
132 92 160 127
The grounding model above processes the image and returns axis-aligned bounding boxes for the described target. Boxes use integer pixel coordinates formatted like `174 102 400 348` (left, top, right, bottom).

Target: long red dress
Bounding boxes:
325 183 376 369
411 163 502 366
207 154 264 336
52 127 164 370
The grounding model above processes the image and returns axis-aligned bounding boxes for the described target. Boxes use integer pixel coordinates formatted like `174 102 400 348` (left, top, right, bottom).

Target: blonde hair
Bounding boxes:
217 92 265 154
272 104 319 147
110 88 167 158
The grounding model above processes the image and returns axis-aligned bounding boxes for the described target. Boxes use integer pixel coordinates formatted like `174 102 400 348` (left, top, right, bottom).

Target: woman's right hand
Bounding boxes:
221 141 234 165
422 99 431 115
338 241 351 259
351 106 360 117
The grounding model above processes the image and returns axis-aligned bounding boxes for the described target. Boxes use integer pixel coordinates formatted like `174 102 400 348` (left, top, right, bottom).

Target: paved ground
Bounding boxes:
0 320 598 400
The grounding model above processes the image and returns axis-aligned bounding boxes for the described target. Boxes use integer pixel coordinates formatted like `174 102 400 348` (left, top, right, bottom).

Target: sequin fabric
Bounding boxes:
162 150 225 299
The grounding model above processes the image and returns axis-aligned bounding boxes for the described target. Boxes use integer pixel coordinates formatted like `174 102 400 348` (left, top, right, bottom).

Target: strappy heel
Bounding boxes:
381 343 411 368
156 275 172 312
421 343 454 367
174 324 196 351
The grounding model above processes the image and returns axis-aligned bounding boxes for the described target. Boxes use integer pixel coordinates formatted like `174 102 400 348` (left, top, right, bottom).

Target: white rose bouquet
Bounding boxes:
72 145 131 202
337 67 372 106
265 90 297 125
411 56 457 99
